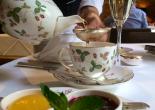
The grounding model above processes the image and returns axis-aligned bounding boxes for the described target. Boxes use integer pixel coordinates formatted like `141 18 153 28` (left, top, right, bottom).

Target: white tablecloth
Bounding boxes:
0 44 155 109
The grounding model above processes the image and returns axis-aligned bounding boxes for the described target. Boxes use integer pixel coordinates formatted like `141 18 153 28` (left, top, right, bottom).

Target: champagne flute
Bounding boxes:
109 0 133 65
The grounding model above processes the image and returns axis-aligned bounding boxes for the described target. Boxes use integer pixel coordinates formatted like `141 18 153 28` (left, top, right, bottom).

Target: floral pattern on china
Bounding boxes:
0 0 84 45
71 48 116 74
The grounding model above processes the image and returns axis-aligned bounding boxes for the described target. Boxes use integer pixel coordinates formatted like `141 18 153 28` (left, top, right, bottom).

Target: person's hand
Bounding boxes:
79 6 104 29
76 6 108 42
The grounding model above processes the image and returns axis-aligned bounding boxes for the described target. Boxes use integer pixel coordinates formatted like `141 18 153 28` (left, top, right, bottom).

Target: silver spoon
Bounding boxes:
123 102 150 110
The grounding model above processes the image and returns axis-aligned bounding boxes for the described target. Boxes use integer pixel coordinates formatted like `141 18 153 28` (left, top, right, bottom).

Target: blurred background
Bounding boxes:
101 0 155 26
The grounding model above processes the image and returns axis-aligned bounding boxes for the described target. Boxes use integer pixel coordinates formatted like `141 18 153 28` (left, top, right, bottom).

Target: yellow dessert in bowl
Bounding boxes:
1 89 50 110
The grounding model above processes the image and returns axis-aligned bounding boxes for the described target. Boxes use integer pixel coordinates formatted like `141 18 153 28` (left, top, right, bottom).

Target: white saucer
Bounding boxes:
52 66 134 90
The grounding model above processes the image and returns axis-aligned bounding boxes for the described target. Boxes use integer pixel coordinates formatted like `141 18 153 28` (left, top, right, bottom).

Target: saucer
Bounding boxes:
121 47 133 53
51 66 134 89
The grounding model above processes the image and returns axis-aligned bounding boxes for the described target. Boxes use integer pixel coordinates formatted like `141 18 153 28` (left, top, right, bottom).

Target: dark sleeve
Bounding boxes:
53 0 81 16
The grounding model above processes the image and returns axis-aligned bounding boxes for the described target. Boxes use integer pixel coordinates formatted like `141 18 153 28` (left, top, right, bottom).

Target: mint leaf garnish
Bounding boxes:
40 83 68 110
40 84 104 110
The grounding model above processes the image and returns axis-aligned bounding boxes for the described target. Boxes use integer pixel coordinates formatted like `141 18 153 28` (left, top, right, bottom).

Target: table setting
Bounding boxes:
0 0 155 110
0 43 154 110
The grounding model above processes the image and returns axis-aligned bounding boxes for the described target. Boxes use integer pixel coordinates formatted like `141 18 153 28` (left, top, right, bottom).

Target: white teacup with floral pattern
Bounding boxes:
59 42 117 79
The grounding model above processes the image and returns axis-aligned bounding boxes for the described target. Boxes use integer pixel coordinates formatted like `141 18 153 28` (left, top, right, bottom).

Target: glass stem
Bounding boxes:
116 25 123 65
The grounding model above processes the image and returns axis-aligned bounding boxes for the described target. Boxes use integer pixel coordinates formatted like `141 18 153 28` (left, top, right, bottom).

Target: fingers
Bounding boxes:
76 14 104 29
76 6 108 42
79 6 104 29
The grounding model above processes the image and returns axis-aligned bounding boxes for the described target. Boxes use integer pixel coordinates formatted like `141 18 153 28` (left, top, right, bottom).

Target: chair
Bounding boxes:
109 28 155 43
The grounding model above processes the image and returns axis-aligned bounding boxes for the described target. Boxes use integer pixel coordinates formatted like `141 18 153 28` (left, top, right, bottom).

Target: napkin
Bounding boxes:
20 66 57 85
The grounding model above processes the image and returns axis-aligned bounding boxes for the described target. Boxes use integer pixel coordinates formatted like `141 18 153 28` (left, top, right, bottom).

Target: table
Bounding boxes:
0 44 155 109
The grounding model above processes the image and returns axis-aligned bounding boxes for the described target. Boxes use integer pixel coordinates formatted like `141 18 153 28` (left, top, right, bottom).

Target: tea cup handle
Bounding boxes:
58 48 72 70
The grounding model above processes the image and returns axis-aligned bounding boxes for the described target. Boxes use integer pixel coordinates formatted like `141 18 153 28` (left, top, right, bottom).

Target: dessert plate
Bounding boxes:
51 66 134 89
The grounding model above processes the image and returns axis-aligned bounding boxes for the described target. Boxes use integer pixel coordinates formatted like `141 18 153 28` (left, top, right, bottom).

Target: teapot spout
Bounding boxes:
54 15 84 36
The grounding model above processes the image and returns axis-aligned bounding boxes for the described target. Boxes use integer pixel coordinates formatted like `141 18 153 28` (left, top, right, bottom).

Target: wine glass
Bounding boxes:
109 0 133 65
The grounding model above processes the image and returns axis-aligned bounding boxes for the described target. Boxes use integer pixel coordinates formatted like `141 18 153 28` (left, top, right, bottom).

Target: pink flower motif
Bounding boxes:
100 52 109 60
93 53 97 58
73 56 81 62
40 14 45 18
0 14 5 19
35 16 40 21
102 68 106 72
110 73 114 76
71 49 75 54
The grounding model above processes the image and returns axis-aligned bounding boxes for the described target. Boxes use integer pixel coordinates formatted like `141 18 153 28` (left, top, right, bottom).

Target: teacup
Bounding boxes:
67 89 122 110
59 42 117 79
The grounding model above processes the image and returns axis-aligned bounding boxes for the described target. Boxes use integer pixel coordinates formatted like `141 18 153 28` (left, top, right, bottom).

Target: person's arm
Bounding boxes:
79 0 104 14
142 12 148 28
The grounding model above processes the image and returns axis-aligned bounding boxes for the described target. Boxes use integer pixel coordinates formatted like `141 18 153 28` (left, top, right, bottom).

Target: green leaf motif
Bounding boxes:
69 96 103 110
77 50 90 62
38 26 44 31
22 3 31 9
13 14 20 23
41 8 45 12
36 0 41 6
81 67 86 72
14 29 26 36
76 49 81 54
83 51 90 56
102 68 106 72
14 7 21 13
34 8 40 14
7 11 12 17
41 5 46 8
89 67 94 72
14 29 20 34
90 60 102 72
0 21 5 26
34 0 46 14
95 65 102 69
80 54 85 62
91 60 96 66
7 7 22 23
21 29 26 34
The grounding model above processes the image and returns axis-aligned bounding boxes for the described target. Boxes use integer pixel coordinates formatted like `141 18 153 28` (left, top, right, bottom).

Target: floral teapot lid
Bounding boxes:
0 0 84 45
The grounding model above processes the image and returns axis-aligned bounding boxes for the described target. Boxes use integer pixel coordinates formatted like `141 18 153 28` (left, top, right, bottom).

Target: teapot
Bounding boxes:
0 0 84 45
